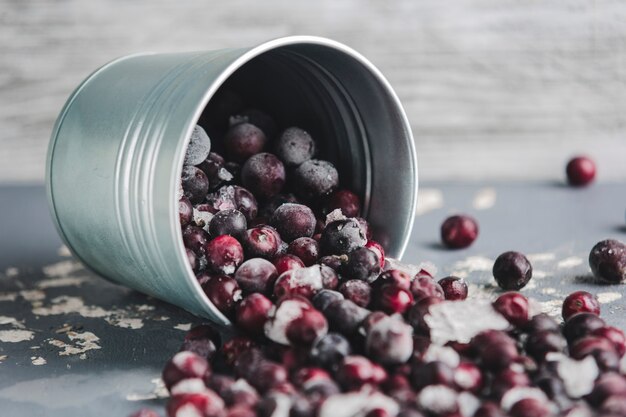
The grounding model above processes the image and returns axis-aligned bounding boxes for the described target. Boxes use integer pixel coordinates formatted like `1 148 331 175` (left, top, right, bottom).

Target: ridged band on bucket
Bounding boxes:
46 36 418 326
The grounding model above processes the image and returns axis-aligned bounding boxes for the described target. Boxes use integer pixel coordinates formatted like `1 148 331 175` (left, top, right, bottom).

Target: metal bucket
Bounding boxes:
46 36 418 327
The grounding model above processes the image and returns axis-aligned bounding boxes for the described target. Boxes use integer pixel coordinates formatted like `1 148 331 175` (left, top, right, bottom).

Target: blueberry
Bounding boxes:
341 247 381 283
293 159 339 200
492 251 533 290
320 219 367 256
270 203 316 242
310 333 351 370
275 127 316 166
209 209 247 238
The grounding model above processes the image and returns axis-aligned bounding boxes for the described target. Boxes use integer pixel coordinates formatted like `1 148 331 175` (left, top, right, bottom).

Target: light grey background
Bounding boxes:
2 0 626 184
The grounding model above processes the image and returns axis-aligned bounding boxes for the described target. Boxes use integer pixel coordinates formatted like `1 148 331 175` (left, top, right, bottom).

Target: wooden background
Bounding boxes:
1 0 626 184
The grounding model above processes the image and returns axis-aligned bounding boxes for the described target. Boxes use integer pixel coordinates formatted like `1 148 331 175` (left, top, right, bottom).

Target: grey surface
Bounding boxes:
3 0 626 183
0 183 625 416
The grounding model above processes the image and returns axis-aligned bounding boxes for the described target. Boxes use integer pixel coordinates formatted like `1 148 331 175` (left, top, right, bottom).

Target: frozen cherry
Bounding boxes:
166 390 225 417
270 203 316 242
201 275 242 316
184 125 212 166
562 290 600 320
324 189 361 218
293 159 339 200
249 361 289 393
179 196 193 227
181 165 209 204
225 122 267 162
566 155 596 187
342 247 381 283
440 215 479 249
471 330 519 370
493 292 530 328
236 293 273 336
272 255 304 276
587 372 626 406
286 307 328 346
232 186 258 222
312 289 344 312
376 269 411 291
365 315 413 365
492 251 533 290
287 237 319 266
454 362 483 393
589 239 626 284
208 209 247 238
320 218 367 256
272 265 326 300
183 225 209 254
337 355 387 390
490 368 530 400
162 351 210 390
377 284 414 315
179 324 220 361
473 403 507 417
570 336 620 370
242 225 281 259
410 276 444 301
204 235 244 274
234 258 278 294
407 296 442 334
562 312 606 343
310 332 352 370
525 330 566 361
592 326 626 356
365 240 385 269
526 313 560 334
275 127 316 166
222 337 255 367
438 276 468 300
241 153 286 199
339 279 371 307
509 398 551 417
198 152 232 190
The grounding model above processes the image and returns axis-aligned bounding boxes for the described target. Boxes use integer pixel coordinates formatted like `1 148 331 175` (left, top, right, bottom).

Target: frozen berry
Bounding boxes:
471 330 519 371
566 155 596 187
492 251 533 290
324 189 361 218
337 355 387 390
225 122 267 162
342 247 381 283
411 361 455 390
208 209 247 238
184 125 212 166
201 275 242 315
454 362 483 393
570 336 620 370
181 166 209 204
179 325 220 361
222 337 255 367
272 265 325 300
365 315 413 365
273 254 304 275
339 280 371 307
204 235 244 274
241 153 286 199
563 312 606 343
167 390 225 417
162 351 210 390
275 127 316 166
493 292 530 328
270 203 316 242
525 330 566 361
324 299 370 336
230 109 277 139
183 225 209 254
179 196 193 226
438 276 468 300
242 225 281 259
592 326 626 356
198 152 232 190
286 307 328 346
232 186 258 221
312 289 344 312
320 218 367 256
293 159 339 200
236 293 273 336
509 398 551 417
365 240 385 269
589 239 626 284
287 238 319 266
377 284 414 315
234 258 278 294
410 276 444 301
562 290 600 320
310 332 352 370
440 215 479 249
376 269 412 291
407 296 442 334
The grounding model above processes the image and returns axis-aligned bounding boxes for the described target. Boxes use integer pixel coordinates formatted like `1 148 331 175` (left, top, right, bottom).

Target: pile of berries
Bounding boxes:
130 101 626 417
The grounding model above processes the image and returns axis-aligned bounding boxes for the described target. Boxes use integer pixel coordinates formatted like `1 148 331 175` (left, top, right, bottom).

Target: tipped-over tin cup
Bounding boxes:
46 36 418 328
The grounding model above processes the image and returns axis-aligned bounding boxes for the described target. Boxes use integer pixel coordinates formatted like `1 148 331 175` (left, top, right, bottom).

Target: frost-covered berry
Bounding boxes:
365 315 413 365
588 239 626 284
204 235 244 274
162 351 210 390
270 203 316 242
320 219 367 256
241 153 286 199
181 166 209 204
234 258 278 295
293 159 339 200
184 125 212 166
492 251 533 290
224 122 267 162
275 127 316 166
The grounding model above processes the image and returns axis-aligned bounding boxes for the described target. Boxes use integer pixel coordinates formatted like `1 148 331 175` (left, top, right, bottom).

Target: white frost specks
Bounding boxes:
472 187 496 210
0 293 18 302
556 256 583 269
417 385 458 415
415 188 443 216
538 299 563 318
547 353 598 398
49 331 101 356
384 258 437 278
596 292 622 303
42 260 84 277
0 355 7 362
31 356 47 366
4 267 19 277
319 389 399 417
422 345 460 368
193 208 213 229
526 253 556 263
57 245 72 257
451 256 493 274
0 329 35 343
20 289 46 301
325 209 347 225
37 276 90 289
174 323 192 331
106 317 144 330
500 387 547 411
32 296 110 318
425 299 509 345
